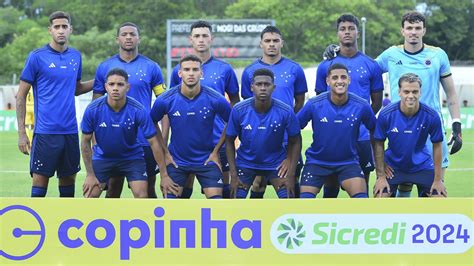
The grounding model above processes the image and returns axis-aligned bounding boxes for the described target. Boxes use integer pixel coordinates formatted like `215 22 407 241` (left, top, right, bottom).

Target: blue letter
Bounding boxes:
58 219 84 248
231 220 261 249
201 208 227 248
120 220 150 260
170 220 195 248
85 219 115 248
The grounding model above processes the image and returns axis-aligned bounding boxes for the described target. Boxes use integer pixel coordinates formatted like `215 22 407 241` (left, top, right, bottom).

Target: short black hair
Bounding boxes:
398 73 422 89
252 68 274 83
106 68 129 82
49 11 71 25
327 63 349 76
190 20 212 33
402 11 426 28
260 25 282 39
337 13 359 29
180 54 202 67
117 22 140 36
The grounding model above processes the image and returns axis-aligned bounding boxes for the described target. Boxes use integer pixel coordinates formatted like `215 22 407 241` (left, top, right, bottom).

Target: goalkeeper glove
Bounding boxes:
322 44 340 60
448 121 462 154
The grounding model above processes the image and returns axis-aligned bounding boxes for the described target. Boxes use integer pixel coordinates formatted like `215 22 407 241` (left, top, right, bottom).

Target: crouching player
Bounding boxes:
81 68 170 198
226 69 302 198
297 63 376 198
373 73 446 197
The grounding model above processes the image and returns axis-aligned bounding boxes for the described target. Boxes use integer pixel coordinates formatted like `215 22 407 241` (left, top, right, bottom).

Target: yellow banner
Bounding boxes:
1 198 473 265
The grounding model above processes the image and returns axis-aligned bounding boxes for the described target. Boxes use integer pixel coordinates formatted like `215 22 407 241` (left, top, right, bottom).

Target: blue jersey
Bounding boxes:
297 92 376 166
376 44 451 115
170 56 239 145
374 102 443 172
241 57 308 107
20 44 82 134
81 96 157 161
315 52 383 141
226 98 300 170
93 54 165 146
150 85 231 166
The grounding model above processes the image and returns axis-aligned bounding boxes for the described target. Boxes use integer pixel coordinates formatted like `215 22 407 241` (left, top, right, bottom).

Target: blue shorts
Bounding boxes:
167 164 224 189
30 133 80 178
92 159 147 184
143 146 160 176
300 163 364 188
219 148 229 172
425 134 449 168
237 167 280 186
385 169 435 197
356 140 375 174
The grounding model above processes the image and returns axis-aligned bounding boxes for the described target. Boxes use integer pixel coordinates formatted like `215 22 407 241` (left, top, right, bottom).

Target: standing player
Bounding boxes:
170 20 240 199
82 68 171 198
298 63 376 198
151 55 231 199
16 11 93 197
226 68 302 198
316 14 384 198
93 22 167 198
373 73 446 197
376 11 461 197
241 25 308 198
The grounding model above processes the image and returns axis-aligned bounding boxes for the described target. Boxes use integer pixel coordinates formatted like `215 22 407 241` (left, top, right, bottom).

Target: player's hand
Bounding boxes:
384 163 394 179
448 121 462 154
373 177 390 198
18 132 31 155
229 171 240 198
204 151 222 172
160 175 179 198
165 152 178 168
277 159 290 178
322 44 340 60
430 180 447 197
284 175 296 198
83 175 100 198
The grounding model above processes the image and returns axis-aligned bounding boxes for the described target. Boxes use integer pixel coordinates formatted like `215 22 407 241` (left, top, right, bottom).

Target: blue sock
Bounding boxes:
300 192 316 198
351 192 368 198
222 184 230 199
323 186 340 198
396 190 411 197
59 185 75 197
166 193 178 199
180 187 193 199
276 188 289 198
249 190 264 199
31 186 47 197
209 195 222 199
236 188 248 199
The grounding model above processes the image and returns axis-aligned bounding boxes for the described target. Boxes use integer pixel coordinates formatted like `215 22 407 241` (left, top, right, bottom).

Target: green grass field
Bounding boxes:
0 130 472 198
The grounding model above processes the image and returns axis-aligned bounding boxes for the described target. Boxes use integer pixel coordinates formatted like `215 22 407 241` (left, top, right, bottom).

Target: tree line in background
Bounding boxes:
1 0 473 83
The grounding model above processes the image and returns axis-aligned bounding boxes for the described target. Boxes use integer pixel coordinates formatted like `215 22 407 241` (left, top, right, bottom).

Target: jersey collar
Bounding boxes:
258 56 285 66
404 44 425 55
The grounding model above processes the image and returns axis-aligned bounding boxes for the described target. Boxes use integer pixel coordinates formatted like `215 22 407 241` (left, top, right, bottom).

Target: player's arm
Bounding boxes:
16 80 32 155
225 134 238 198
81 133 100 197
294 94 305 113
205 125 226 170
283 134 302 197
373 140 390 197
228 93 240 106
147 134 179 196
430 141 447 197
370 91 383 114
440 75 462 154
75 79 94 96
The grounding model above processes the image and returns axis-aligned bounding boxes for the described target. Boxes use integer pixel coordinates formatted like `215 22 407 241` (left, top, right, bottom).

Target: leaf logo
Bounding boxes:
276 218 305 249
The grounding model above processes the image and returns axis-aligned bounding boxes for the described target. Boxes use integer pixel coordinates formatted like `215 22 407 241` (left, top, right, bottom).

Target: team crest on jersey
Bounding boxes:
425 58 432 66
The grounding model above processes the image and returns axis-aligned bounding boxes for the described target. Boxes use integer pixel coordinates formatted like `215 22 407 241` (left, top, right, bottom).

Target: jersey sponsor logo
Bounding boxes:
334 120 342 123
48 63 56 68
403 130 413 134
390 127 399 133
99 122 107 128
60 66 67 69
258 126 267 130
244 124 252 130
395 60 403 65
187 112 195 116
112 124 120 128
172 111 181 117
320 117 328 123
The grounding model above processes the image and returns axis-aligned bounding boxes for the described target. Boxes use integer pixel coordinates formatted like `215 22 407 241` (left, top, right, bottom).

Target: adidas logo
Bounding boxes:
99 122 107 128
244 124 252 130
396 60 403 65
390 127 399 133
365 162 372 167
155 165 159 171
320 117 328 123
142 172 147 177
48 63 56 68
217 179 223 184
172 111 181 117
